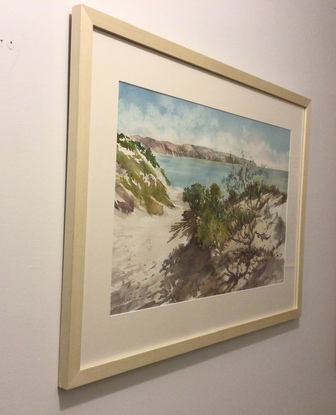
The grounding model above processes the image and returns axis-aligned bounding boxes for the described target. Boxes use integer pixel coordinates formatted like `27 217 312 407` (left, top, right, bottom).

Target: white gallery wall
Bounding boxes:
1 0 336 414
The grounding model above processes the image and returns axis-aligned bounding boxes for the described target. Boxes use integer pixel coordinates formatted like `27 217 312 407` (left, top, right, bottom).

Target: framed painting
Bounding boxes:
58 4 311 389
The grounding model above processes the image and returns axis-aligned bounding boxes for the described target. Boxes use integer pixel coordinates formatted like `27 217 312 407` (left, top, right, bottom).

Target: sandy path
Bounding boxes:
111 187 188 313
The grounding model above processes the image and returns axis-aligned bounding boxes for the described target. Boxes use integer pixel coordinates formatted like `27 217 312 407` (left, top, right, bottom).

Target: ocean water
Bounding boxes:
156 153 288 193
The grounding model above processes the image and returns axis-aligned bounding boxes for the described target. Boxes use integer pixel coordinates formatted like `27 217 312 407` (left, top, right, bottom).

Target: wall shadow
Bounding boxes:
58 318 299 410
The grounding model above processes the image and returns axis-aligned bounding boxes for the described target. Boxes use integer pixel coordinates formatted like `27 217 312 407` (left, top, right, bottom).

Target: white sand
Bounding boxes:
111 188 287 312
111 187 188 303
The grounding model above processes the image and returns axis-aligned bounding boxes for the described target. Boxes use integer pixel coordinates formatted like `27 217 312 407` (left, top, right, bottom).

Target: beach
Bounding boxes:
111 187 188 313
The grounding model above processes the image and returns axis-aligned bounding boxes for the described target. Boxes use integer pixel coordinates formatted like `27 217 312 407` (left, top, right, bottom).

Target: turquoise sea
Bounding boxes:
156 154 288 193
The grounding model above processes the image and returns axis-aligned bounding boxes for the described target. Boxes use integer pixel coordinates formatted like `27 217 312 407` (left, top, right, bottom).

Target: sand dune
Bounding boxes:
111 187 188 314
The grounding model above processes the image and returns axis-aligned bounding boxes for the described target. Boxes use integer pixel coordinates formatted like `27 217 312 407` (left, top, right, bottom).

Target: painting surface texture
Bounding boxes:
111 82 290 315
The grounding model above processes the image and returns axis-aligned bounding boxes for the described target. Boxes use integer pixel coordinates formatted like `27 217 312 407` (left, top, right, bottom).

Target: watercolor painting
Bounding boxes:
110 81 290 315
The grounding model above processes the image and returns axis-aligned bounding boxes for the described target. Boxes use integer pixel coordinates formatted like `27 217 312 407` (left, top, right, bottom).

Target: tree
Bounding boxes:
223 159 286 254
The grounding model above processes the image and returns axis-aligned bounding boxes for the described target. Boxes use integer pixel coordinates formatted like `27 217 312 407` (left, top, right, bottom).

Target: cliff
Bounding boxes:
131 135 256 166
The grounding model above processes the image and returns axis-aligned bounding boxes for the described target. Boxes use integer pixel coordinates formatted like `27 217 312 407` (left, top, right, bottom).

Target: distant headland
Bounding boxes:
131 135 256 166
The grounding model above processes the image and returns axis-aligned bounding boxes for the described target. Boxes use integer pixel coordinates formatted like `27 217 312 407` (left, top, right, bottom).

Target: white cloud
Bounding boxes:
117 95 289 171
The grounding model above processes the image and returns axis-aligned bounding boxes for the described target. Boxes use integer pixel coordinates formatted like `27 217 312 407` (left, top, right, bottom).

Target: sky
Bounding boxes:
117 81 291 171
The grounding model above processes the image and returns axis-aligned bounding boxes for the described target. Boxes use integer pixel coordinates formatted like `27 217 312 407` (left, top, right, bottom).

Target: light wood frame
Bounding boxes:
58 4 311 389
